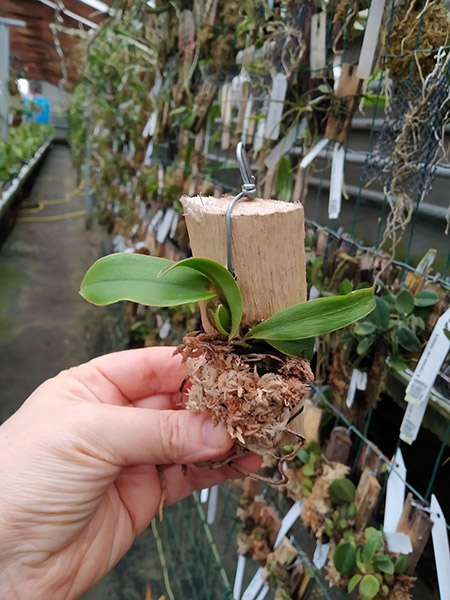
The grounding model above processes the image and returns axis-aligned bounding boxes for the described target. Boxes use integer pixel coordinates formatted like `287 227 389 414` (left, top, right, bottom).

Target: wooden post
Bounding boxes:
300 399 322 443
324 427 352 464
180 195 307 328
396 493 433 574
355 467 381 529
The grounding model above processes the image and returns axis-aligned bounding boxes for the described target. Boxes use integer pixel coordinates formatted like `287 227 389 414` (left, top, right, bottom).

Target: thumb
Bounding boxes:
82 404 234 466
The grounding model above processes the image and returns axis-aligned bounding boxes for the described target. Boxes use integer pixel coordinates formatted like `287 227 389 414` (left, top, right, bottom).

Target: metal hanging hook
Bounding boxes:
226 142 257 275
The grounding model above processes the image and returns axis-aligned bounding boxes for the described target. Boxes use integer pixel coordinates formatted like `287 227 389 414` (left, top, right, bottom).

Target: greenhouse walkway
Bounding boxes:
0 144 166 599
0 144 114 422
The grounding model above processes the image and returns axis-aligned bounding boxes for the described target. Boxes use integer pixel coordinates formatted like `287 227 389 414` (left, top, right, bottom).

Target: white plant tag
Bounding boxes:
430 494 450 600
159 320 171 340
357 0 386 80
329 143 345 219
254 99 268 151
241 92 253 143
233 555 246 600
143 141 154 165
200 488 209 503
346 368 368 408
156 208 176 244
400 396 429 445
242 568 264 600
149 209 163 231
169 211 179 238
274 501 303 548
255 586 270 600
313 542 330 570
310 12 327 73
264 73 287 140
385 532 412 555
207 485 219 524
383 449 406 535
300 138 329 168
405 307 450 406
309 285 320 300
265 123 301 169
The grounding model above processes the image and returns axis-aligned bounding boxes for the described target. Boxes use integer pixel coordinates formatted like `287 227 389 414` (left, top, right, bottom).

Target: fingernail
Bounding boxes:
202 418 230 448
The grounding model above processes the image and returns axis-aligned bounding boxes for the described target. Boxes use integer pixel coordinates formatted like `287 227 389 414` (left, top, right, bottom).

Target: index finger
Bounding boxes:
82 346 186 403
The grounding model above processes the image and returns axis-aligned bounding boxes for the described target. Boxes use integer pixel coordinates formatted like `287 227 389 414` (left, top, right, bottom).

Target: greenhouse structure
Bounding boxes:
0 1 449 599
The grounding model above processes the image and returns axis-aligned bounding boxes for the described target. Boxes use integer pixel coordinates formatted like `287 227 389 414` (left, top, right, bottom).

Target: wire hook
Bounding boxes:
226 142 257 275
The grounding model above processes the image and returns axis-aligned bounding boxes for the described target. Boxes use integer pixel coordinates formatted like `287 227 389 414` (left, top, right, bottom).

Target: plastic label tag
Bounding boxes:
274 501 303 548
357 0 386 80
430 494 450 600
264 73 287 140
200 489 209 504
156 208 176 244
329 143 345 219
405 307 450 406
313 542 330 570
233 554 246 600
400 397 428 445
383 449 406 535
207 485 219 525
310 12 327 73
242 568 264 600
346 368 368 408
300 138 329 169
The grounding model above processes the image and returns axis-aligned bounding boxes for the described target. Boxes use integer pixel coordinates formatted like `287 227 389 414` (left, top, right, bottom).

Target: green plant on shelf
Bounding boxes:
346 284 440 372
324 477 357 541
332 526 411 600
0 123 54 189
283 441 323 499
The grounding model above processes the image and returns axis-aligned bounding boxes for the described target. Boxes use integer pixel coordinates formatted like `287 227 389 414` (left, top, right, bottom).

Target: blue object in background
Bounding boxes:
33 97 50 124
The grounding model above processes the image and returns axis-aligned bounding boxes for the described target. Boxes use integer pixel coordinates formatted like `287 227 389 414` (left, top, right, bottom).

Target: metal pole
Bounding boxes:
0 18 26 141
0 23 9 141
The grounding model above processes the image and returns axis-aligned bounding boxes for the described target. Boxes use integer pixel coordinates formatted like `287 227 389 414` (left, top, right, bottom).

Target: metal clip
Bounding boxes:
226 142 257 275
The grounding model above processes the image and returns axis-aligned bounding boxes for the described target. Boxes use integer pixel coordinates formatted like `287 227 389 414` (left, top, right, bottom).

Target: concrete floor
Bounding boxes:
0 144 117 422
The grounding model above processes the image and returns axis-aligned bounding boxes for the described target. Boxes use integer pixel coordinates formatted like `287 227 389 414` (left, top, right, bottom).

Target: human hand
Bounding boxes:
0 347 260 600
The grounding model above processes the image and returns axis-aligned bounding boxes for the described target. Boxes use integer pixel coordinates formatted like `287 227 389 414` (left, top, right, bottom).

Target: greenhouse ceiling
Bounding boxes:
1 0 113 85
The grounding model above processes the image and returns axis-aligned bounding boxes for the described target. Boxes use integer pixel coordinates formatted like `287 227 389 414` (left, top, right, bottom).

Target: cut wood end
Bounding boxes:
180 194 305 218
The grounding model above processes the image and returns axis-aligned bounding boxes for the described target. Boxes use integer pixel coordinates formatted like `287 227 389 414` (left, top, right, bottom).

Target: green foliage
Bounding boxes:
0 123 54 187
334 541 357 575
160 258 243 339
81 254 376 355
245 288 375 341
336 526 408 600
359 574 380 598
80 254 217 306
328 478 356 505
350 285 439 365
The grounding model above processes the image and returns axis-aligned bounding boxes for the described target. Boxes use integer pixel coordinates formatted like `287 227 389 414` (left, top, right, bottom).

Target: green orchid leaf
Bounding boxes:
414 289 439 307
369 297 390 328
333 541 357 575
267 338 315 359
338 278 353 295
396 327 421 352
395 289 414 315
357 337 374 356
246 288 375 342
80 253 216 307
394 555 408 574
362 538 379 563
159 257 243 339
373 554 394 574
214 304 231 336
444 328 450 342
354 321 377 336
359 574 380 599
348 574 362 593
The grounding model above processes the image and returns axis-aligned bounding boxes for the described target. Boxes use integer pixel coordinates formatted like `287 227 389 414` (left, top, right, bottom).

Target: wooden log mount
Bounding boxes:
355 467 381 529
180 195 307 329
396 493 433 574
